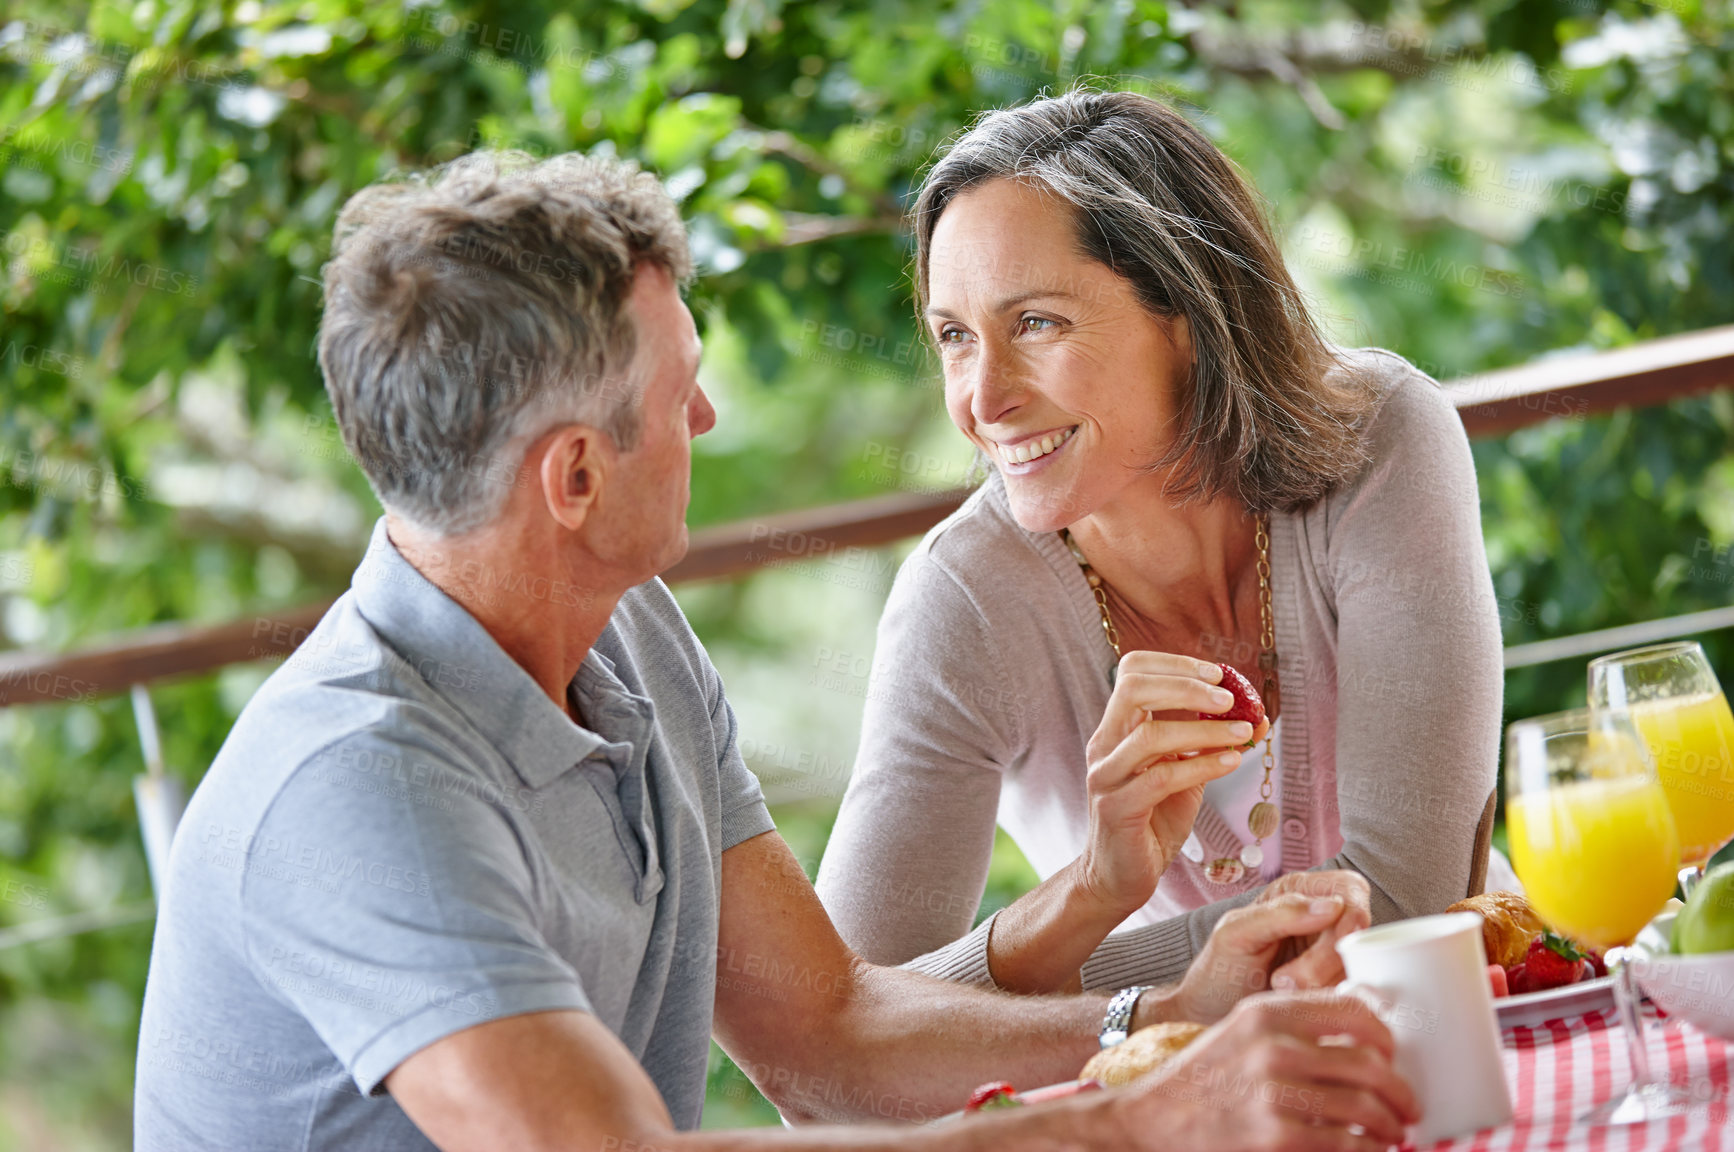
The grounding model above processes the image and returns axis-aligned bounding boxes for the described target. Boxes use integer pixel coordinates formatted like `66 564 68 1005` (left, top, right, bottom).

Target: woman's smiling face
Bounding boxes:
925 178 1193 533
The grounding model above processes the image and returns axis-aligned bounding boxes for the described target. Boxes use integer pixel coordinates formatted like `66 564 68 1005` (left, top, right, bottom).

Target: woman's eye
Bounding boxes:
937 325 970 345
1019 316 1056 334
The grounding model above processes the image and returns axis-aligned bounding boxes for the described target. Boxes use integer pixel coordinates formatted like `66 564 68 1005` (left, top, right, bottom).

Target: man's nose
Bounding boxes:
690 384 717 437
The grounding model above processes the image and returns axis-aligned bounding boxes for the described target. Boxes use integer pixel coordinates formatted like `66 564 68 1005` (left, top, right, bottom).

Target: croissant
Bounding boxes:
1447 891 1545 968
1080 1021 1207 1087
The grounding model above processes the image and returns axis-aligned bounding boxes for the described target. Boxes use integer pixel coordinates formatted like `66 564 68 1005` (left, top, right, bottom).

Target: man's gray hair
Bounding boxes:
317 150 692 535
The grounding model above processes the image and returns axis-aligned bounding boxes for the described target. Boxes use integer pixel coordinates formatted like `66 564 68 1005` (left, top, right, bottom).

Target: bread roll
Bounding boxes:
1080 1022 1207 1087
1447 891 1545 968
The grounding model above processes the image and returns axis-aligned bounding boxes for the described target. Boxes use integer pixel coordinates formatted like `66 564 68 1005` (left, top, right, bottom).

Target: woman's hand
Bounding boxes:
1151 871 1370 1025
1258 870 1372 990
1075 651 1271 919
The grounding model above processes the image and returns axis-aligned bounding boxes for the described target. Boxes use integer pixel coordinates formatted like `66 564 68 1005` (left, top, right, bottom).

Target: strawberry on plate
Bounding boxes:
1200 665 1266 745
1523 931 1590 992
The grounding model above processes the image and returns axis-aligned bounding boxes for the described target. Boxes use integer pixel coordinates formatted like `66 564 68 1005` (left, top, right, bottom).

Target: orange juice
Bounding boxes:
1507 775 1680 949
1629 692 1734 865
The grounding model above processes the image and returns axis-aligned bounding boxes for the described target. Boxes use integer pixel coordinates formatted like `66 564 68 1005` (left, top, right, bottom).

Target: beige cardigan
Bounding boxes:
814 348 1504 989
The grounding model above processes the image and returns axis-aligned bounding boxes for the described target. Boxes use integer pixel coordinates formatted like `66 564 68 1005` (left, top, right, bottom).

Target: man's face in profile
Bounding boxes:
593 263 715 579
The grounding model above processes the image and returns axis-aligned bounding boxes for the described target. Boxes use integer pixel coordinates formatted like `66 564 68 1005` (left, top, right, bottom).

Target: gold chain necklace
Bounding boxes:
1062 514 1281 885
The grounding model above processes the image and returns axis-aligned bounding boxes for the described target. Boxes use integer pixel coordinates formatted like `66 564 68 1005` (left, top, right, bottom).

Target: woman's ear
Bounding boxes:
1168 312 1193 363
536 424 607 531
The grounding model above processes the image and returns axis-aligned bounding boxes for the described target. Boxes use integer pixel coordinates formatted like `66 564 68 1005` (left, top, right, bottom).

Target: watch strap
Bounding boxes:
1099 984 1152 1049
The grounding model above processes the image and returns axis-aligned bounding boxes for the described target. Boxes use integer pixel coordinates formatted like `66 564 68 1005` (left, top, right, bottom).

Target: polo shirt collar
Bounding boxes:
350 519 620 791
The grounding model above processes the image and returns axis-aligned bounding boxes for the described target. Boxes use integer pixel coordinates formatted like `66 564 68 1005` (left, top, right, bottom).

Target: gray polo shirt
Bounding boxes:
134 520 775 1150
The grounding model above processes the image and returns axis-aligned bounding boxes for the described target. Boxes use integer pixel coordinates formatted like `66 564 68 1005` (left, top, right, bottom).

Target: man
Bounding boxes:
134 150 1417 1151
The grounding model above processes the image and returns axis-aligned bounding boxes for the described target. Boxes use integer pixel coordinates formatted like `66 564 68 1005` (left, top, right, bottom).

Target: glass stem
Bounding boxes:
1611 948 1656 1090
1677 864 1703 902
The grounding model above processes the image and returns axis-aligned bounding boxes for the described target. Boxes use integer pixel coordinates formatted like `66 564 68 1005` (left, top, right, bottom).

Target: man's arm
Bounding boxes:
386 1006 1128 1152
713 831 1115 1124
385 829 1416 1151
385 828 1121 1150
715 833 1377 1125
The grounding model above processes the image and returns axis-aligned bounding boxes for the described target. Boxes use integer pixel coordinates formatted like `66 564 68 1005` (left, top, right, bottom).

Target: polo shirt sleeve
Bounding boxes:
708 670 776 852
239 733 592 1096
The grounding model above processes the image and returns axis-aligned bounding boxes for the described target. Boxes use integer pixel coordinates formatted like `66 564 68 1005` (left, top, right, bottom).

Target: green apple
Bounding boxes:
1675 862 1734 955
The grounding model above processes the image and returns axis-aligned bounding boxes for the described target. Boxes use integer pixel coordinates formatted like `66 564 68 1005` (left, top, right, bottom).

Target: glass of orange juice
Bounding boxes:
1589 640 1734 896
1506 707 1688 1123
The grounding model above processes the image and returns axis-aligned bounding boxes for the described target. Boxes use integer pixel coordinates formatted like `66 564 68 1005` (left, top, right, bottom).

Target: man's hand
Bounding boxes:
1145 871 1370 1026
1114 992 1421 1152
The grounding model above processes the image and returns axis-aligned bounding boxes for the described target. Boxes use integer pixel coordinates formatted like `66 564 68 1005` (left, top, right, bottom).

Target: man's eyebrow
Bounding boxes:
924 289 1083 319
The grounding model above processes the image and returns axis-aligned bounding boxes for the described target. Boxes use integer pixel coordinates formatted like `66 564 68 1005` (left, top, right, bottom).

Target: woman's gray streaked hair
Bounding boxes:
317 150 691 536
913 88 1377 513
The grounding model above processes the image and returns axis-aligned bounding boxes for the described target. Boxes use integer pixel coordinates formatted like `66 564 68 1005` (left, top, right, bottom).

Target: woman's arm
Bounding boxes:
1073 357 1505 990
819 551 1265 992
815 556 1012 973
1321 355 1504 920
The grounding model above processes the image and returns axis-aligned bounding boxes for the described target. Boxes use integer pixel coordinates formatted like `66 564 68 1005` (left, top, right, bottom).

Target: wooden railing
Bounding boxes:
3 324 1732 708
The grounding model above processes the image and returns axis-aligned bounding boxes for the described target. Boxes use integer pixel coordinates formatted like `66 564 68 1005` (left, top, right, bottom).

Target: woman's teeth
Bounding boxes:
999 426 1075 465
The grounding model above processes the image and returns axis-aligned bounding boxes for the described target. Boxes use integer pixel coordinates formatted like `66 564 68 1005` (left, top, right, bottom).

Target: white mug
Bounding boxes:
1336 911 1513 1145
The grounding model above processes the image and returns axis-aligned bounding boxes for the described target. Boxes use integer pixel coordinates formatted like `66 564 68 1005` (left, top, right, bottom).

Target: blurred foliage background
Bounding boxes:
1 0 1731 1144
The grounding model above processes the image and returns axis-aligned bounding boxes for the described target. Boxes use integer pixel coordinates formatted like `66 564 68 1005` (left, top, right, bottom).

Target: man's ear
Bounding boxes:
536 424 608 531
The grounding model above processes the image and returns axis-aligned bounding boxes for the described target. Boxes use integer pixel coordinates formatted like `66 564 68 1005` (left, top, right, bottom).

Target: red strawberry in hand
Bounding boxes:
1524 932 1589 991
1201 664 1267 745
965 1082 1018 1111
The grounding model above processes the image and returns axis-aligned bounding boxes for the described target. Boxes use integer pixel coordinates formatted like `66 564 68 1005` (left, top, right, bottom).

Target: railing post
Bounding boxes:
130 684 186 901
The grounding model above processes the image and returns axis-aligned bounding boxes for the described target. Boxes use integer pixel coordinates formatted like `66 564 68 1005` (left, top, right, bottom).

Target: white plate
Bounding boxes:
1495 974 1616 1028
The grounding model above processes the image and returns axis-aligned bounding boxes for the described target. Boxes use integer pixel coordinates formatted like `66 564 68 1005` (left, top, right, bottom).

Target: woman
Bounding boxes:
814 89 1504 993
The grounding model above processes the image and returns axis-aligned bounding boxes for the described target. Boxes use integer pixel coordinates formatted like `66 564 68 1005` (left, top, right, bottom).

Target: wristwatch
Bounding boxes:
1098 984 1153 1049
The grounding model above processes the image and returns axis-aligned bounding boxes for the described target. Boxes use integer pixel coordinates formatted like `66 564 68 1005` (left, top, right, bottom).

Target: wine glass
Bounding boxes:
1589 640 1734 898
1505 707 1690 1123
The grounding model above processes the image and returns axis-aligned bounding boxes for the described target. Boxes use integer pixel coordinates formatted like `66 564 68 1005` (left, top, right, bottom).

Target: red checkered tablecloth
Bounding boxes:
1422 1007 1732 1151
